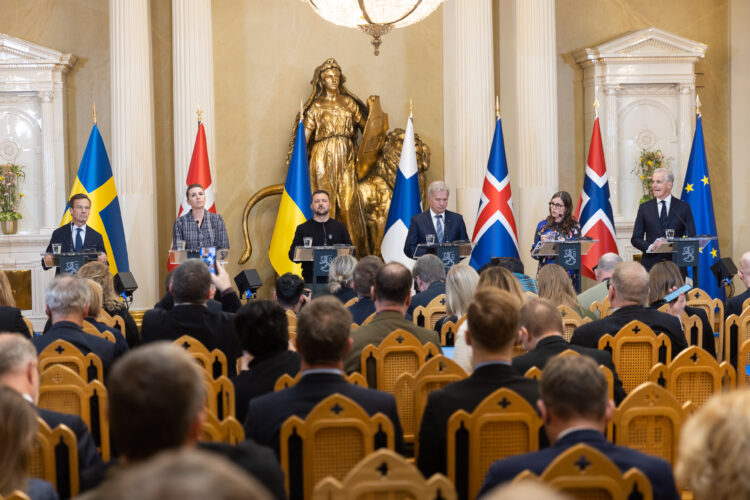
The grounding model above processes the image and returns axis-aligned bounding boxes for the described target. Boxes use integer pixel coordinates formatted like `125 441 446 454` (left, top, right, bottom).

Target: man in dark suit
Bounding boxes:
32 275 118 373
347 256 383 324
417 288 539 484
0 305 31 337
244 296 405 465
404 181 468 258
631 168 696 271
570 262 688 356
0 334 105 495
407 254 446 318
104 343 286 500
141 259 240 376
274 272 307 315
513 297 626 404
479 356 679 499
726 252 750 317
231 300 300 424
344 262 441 376
42 193 108 274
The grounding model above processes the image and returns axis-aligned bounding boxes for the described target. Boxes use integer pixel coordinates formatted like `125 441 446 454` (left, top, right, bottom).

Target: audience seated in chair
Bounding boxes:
93 343 285 500
417 287 539 481
407 254 446 318
326 255 358 303
570 261 688 356
577 253 622 318
347 256 383 325
82 279 129 358
538 264 596 321
493 257 538 295
245 295 405 459
478 355 679 500
0 271 31 338
274 273 308 316
83 449 272 500
32 275 118 375
140 260 240 376
513 297 626 404
676 389 750 500
435 264 478 350
726 252 750 318
0 334 104 496
344 262 441 374
231 300 300 424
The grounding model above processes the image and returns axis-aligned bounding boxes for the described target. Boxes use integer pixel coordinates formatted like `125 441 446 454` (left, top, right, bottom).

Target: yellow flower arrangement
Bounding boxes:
0 163 26 222
632 150 668 204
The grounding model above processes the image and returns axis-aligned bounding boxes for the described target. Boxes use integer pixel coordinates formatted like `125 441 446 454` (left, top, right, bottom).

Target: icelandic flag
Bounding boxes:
62 124 129 273
681 115 723 300
574 116 618 279
469 116 519 270
268 120 312 276
381 116 421 267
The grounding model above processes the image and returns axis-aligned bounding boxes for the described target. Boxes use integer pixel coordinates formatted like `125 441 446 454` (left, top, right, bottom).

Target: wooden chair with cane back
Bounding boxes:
513 443 653 500
312 448 457 500
286 309 298 341
392 355 467 449
361 329 440 393
589 295 612 319
38 364 110 460
649 345 735 409
413 294 448 330
274 372 367 392
203 374 236 420
736 339 750 387
683 287 721 357
361 312 376 326
174 335 228 379
743 297 750 314
446 387 543 500
96 309 115 327
280 393 396 500
29 418 79 497
199 410 245 445
557 305 592 342
439 314 466 347
39 340 104 383
723 307 750 368
597 320 672 394
656 305 704 351
343 296 359 308
612 382 689 467
23 317 34 338
80 321 116 343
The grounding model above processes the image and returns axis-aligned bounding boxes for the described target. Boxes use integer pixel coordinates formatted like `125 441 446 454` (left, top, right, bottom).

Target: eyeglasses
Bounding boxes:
549 202 565 209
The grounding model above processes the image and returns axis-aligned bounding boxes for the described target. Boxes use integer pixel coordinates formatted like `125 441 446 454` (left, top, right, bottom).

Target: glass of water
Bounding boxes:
426 234 436 245
665 229 675 240
303 237 313 248
52 243 62 254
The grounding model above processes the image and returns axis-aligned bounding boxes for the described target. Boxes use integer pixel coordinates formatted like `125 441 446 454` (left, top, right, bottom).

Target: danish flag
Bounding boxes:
574 116 619 279
469 116 520 270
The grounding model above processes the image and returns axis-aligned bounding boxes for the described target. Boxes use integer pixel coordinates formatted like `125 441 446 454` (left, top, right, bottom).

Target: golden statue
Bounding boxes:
239 58 430 265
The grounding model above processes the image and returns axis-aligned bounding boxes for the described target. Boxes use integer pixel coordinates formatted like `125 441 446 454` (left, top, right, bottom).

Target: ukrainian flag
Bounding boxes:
269 120 312 276
61 124 130 274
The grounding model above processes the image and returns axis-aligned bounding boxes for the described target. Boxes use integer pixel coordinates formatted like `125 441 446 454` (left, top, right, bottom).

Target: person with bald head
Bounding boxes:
577 252 623 317
570 262 688 355
726 252 750 318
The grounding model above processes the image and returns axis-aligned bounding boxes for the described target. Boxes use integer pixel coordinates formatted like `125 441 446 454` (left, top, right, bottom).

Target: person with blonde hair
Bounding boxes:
0 385 58 499
537 264 595 320
0 270 30 337
676 390 750 500
326 254 357 303
477 266 524 302
82 279 129 357
77 261 140 348
442 264 479 372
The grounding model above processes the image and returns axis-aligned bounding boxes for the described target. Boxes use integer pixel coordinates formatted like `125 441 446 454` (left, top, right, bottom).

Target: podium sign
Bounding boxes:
415 241 474 272
313 248 338 277
673 239 699 268
436 245 460 271
58 254 86 274
557 242 581 271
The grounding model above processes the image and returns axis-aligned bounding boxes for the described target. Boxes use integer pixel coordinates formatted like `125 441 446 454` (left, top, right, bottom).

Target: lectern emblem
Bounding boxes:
319 255 334 273
681 245 696 264
562 248 578 267
64 261 80 273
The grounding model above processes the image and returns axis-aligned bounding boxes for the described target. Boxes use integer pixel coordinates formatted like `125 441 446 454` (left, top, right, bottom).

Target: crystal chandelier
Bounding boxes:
303 0 444 55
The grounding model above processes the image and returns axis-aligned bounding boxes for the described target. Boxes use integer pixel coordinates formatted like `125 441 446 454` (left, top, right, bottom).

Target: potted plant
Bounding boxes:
0 163 26 234
632 149 669 204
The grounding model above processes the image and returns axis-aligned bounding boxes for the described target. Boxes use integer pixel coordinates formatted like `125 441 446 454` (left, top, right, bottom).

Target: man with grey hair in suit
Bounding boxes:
403 180 468 258
577 252 623 317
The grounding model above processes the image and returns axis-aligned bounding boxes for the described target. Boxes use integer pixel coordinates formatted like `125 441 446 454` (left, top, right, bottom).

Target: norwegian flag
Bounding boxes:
574 116 619 279
469 116 520 270
178 122 216 216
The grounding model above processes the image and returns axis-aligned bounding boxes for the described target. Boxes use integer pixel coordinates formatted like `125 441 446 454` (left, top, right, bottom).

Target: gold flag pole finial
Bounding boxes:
696 94 702 116
300 100 304 119
197 102 203 123
593 96 600 118
92 102 97 125
495 96 500 119
409 98 413 119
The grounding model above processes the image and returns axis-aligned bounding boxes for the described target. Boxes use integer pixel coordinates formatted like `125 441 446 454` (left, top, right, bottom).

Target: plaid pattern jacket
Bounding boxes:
172 210 230 250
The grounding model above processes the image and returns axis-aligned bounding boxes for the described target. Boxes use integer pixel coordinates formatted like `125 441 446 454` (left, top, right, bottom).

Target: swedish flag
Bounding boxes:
681 115 722 300
61 124 129 274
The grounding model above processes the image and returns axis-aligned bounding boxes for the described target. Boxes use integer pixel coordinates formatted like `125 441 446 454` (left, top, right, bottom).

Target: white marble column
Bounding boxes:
109 0 159 308
442 0 495 237
172 0 216 206
38 92 57 229
514 0 558 273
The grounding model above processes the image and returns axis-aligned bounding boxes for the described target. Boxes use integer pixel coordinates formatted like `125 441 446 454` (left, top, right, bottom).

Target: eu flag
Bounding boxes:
61 124 129 273
681 115 722 300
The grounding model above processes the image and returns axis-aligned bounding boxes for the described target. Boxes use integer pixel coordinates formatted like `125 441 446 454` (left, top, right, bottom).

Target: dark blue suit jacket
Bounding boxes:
43 224 107 273
631 196 696 270
404 210 468 258
32 321 117 374
479 429 679 500
348 296 376 325
407 281 446 317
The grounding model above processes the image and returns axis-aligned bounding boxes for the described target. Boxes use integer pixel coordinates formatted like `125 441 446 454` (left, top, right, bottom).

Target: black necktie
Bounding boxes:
659 200 668 228
75 228 83 251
